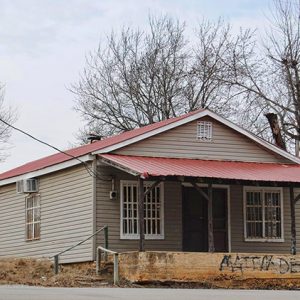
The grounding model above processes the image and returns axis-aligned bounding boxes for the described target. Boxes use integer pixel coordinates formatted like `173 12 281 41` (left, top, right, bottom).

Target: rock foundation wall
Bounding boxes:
119 251 300 282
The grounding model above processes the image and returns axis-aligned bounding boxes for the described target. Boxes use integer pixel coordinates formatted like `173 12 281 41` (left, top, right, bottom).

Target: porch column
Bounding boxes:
208 183 215 252
290 186 296 255
138 177 145 252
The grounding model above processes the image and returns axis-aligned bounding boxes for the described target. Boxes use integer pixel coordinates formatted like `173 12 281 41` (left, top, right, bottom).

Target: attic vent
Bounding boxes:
197 121 212 142
16 179 39 194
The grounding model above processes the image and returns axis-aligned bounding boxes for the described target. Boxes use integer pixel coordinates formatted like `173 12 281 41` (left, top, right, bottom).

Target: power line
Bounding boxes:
0 117 112 181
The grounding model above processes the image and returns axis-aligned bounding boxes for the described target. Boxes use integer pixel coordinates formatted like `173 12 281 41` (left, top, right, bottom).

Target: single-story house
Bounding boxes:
1 109 300 263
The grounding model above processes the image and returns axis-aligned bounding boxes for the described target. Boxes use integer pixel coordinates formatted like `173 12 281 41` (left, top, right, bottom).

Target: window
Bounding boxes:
197 121 212 141
244 188 283 241
120 181 164 239
25 194 41 241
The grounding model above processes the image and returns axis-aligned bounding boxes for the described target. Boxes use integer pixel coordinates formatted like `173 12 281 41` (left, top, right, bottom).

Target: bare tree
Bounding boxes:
186 19 242 118
72 16 188 139
0 84 16 161
221 0 300 153
72 16 240 141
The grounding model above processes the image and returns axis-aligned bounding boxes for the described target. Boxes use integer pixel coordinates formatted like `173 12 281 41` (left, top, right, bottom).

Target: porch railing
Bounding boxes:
51 225 108 275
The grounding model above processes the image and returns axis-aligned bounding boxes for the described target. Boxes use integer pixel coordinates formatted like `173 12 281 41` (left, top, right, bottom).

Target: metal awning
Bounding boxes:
99 154 300 184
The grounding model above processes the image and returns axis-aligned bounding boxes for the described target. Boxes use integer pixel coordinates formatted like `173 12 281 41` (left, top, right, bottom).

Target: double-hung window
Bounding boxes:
244 188 283 241
120 181 164 239
25 194 41 241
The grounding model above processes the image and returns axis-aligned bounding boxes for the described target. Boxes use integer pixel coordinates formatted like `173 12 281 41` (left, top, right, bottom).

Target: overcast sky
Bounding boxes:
0 0 270 172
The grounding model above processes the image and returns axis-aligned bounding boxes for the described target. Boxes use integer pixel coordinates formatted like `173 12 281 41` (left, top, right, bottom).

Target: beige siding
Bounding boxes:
96 167 297 254
230 185 292 253
0 165 94 263
96 165 182 252
114 117 290 163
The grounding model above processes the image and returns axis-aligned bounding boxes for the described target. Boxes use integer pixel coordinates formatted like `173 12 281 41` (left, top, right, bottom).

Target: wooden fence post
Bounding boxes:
54 255 59 275
104 226 108 261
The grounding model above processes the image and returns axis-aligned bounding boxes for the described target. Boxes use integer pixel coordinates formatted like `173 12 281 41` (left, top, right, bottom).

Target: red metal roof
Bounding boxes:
0 110 202 180
100 154 300 183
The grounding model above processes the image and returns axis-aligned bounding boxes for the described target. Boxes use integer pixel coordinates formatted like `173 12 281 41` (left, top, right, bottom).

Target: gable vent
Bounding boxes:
197 121 212 142
16 179 39 194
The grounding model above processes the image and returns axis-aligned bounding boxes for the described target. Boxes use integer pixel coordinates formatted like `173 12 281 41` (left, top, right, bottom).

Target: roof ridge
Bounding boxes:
2 107 297 182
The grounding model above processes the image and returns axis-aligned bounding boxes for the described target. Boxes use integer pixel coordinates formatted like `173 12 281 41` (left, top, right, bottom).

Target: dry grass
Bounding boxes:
0 258 113 287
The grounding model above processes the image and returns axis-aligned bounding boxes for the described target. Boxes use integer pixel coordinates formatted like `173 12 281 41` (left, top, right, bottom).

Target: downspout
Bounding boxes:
92 155 97 260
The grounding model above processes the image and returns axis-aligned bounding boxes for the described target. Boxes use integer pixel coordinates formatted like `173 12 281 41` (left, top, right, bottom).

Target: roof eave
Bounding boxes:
0 154 94 186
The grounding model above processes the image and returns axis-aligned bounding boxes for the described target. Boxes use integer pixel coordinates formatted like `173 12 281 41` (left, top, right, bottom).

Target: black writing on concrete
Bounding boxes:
219 254 300 274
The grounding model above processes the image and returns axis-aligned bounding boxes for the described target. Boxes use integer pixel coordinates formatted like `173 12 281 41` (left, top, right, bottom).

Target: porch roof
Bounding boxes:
100 154 300 184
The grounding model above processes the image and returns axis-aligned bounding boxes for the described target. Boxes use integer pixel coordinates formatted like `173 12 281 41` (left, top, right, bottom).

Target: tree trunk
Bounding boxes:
265 113 287 150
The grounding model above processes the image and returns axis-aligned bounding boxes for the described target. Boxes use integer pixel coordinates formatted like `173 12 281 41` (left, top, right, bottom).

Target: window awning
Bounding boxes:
99 154 300 184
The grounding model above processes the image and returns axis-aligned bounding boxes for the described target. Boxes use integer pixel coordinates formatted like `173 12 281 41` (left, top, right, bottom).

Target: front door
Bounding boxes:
182 186 228 252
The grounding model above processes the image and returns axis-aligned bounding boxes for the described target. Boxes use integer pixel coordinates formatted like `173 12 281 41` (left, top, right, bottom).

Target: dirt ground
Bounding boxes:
1 258 300 289
0 258 114 287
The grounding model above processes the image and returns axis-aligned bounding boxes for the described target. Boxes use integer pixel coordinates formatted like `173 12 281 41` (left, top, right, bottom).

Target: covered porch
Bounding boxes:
98 154 300 255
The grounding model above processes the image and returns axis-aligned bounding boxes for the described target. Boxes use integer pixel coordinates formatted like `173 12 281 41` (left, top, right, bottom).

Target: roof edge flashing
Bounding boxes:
0 154 94 187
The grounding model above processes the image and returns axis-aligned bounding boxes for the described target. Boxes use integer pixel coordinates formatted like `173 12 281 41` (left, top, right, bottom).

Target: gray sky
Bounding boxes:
0 0 270 172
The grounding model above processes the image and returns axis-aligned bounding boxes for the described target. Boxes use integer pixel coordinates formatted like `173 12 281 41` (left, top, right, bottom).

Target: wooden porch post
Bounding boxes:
138 177 145 252
208 183 214 252
191 181 215 252
290 186 296 255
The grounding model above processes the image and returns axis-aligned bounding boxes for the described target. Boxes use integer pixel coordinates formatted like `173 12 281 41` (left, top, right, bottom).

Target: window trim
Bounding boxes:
197 121 213 142
120 180 165 240
25 193 41 242
243 187 284 242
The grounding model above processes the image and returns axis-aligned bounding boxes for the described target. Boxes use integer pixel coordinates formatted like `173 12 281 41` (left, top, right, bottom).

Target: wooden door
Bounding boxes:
182 186 228 252
182 187 208 251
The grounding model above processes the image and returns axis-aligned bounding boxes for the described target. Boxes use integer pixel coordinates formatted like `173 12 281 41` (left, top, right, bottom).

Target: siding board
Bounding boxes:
0 165 94 263
114 117 290 163
96 165 182 252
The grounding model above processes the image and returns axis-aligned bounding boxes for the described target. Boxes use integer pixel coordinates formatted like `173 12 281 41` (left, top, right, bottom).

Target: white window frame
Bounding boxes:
25 193 41 241
243 187 284 242
197 121 212 142
120 180 164 240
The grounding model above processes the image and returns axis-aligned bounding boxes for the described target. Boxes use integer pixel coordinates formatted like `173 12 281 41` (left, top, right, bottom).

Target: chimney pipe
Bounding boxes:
87 133 102 144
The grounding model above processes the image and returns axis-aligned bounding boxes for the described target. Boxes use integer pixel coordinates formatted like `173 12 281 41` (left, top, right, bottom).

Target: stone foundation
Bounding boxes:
118 251 300 282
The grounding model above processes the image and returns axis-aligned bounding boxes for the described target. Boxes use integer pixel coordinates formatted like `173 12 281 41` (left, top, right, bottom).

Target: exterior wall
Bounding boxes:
96 165 182 252
0 164 94 263
114 116 290 164
96 168 296 254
